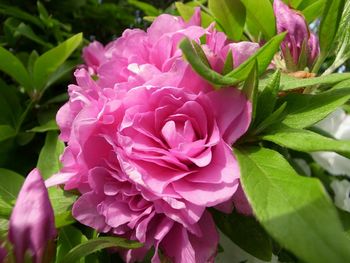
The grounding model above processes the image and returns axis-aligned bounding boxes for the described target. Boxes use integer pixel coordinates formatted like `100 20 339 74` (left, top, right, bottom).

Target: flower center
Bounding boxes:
161 120 196 149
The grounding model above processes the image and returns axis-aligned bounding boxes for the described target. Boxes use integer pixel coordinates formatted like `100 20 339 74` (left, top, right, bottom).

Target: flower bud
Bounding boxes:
0 245 7 263
8 169 56 263
274 0 320 71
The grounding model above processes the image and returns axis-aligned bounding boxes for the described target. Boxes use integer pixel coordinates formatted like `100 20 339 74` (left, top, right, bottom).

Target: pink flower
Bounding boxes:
274 0 319 70
9 169 56 263
48 10 254 262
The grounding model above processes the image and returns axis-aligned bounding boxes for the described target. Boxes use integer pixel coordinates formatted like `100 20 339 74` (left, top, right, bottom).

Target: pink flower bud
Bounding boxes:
0 245 7 263
274 0 320 70
8 169 56 263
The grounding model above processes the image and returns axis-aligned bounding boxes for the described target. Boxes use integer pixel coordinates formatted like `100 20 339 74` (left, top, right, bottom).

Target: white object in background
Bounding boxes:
330 180 350 212
311 108 350 176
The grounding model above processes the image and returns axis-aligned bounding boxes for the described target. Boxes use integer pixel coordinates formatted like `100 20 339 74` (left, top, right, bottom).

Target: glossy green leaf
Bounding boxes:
60 237 143 263
314 0 345 72
45 60 77 89
255 70 281 125
262 125 350 158
302 0 326 23
180 33 285 87
55 211 76 228
254 102 287 135
191 40 211 68
128 0 160 16
0 4 43 28
33 33 82 91
37 131 64 179
0 197 12 218
56 225 89 263
333 78 350 90
28 119 58 133
180 38 237 86
48 187 77 219
0 46 32 90
235 146 350 263
271 72 350 91
242 60 258 123
280 88 350 128
0 218 8 237
213 210 272 261
15 23 50 47
0 168 24 203
222 49 233 75
225 33 286 81
241 0 275 38
289 0 303 8
175 2 214 28
0 79 21 127
208 0 246 41
0 125 16 142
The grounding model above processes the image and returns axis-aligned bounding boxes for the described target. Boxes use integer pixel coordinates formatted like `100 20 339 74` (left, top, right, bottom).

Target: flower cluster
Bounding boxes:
47 10 255 262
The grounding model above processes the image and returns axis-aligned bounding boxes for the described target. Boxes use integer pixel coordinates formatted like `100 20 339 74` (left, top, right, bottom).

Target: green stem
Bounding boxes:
15 100 35 134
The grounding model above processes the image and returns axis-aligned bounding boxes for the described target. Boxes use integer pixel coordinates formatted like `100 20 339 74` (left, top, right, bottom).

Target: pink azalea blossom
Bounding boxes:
9 169 56 263
274 0 319 69
48 9 254 262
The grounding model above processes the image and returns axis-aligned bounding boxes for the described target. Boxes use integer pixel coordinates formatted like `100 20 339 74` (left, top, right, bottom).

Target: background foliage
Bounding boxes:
1 0 350 262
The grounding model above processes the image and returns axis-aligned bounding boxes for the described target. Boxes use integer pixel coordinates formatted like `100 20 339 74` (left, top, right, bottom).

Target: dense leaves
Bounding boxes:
1 0 350 262
235 147 350 263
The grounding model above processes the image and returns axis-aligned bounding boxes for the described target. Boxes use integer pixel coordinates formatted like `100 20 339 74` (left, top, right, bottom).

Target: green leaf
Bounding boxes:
180 38 237 86
55 211 76 228
314 0 346 72
289 0 304 8
28 119 58 133
262 125 350 158
242 60 258 124
60 237 143 263
222 49 233 75
208 0 246 41
0 168 24 203
240 0 275 38
175 2 214 28
213 210 272 261
180 33 286 87
271 73 350 91
27 50 39 75
37 131 65 179
225 33 286 81
333 78 350 90
127 0 160 16
56 225 89 263
45 60 77 89
15 22 50 47
255 70 281 125
48 187 77 220
234 146 350 263
254 102 287 135
0 125 16 142
33 33 82 91
0 198 12 218
0 4 43 28
191 40 211 68
0 46 32 90
280 88 350 128
302 0 326 23
0 218 8 237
